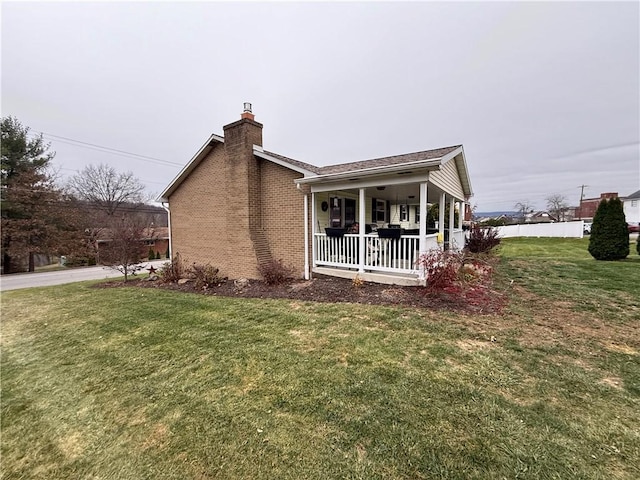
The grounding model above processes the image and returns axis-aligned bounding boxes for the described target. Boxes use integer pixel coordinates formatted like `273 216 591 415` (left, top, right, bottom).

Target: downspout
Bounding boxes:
303 192 310 280
161 202 172 260
298 183 310 280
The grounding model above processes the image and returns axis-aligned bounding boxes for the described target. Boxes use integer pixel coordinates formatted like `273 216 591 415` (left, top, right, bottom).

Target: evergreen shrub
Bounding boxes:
588 198 629 260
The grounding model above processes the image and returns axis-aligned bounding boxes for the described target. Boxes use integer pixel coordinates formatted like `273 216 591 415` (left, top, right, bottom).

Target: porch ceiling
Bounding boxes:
339 183 446 204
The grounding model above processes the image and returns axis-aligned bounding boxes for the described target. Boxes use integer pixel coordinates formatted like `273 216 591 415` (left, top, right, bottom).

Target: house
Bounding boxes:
623 189 640 224
158 104 473 286
95 227 169 261
525 211 555 223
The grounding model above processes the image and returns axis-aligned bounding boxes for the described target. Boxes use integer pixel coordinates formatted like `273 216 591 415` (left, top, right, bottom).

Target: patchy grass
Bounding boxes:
2 238 639 479
499 237 640 323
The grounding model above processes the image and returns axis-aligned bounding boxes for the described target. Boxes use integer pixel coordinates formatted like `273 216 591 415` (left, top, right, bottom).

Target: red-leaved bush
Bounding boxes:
417 249 463 291
465 225 501 253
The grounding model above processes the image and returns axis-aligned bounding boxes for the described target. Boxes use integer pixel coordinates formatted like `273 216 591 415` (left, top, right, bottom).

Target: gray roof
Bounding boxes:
261 150 321 174
626 189 640 199
315 145 461 175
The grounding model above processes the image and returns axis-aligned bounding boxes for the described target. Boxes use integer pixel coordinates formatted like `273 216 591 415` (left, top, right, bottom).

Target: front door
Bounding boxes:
345 198 356 226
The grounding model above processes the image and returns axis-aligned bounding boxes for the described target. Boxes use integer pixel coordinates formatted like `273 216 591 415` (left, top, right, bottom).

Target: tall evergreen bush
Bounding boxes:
588 198 629 260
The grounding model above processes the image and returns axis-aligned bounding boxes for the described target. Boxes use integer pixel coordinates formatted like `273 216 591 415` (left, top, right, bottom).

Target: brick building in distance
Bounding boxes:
577 192 619 220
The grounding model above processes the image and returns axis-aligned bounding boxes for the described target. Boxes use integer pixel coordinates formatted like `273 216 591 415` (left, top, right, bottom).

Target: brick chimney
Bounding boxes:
221 103 268 278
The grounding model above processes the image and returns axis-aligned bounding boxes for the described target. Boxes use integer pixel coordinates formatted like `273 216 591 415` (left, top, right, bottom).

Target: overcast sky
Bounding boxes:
2 1 639 212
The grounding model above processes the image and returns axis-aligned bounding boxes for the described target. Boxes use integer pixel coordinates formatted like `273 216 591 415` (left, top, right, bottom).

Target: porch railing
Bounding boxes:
314 233 444 274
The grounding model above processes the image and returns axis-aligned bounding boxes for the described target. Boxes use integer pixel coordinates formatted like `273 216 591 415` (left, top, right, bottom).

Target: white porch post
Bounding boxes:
311 192 317 270
418 181 428 281
358 187 366 273
439 192 446 248
303 194 309 280
449 196 455 250
458 201 464 229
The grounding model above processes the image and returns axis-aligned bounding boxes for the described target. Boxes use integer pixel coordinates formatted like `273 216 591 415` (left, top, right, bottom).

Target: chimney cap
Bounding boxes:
243 102 252 113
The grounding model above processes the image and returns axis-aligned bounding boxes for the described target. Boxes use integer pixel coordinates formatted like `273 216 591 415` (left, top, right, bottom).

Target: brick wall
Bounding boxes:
169 116 311 280
260 161 307 277
169 144 234 272
578 192 618 219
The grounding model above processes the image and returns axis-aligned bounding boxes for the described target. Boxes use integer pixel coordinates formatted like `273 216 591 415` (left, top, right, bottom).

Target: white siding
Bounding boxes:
429 156 465 200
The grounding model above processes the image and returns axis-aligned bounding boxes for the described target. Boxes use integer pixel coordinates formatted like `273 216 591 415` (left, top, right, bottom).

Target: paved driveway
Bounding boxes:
0 260 167 292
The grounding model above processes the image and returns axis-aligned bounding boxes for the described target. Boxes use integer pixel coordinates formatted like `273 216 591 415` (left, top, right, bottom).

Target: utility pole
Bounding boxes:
577 185 588 219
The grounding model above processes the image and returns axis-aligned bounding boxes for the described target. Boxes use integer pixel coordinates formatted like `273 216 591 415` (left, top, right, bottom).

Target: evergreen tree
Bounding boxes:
588 198 629 260
2 117 57 272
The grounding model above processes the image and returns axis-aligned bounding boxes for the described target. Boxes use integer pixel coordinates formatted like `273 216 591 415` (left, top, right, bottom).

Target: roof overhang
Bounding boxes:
156 133 224 202
294 157 442 186
451 146 473 198
295 145 473 200
253 146 317 176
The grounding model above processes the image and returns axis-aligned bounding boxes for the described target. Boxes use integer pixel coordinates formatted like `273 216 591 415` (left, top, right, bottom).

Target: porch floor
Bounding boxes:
312 266 423 287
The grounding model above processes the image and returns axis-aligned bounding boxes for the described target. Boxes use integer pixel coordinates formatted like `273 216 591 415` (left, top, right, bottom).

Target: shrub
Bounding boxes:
465 224 501 253
417 249 463 291
637 237 640 256
148 247 155 260
588 198 629 260
352 275 364 288
190 263 225 290
165 245 170 259
155 251 161 260
158 253 185 283
258 259 294 285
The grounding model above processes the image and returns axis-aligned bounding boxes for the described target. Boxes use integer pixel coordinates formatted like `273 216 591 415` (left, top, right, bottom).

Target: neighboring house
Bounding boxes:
158 105 473 286
95 227 169 260
525 211 555 223
623 189 640 224
560 206 577 222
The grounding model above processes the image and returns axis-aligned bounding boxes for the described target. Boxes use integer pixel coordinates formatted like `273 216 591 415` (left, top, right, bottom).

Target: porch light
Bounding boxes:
376 186 386 191
243 102 252 113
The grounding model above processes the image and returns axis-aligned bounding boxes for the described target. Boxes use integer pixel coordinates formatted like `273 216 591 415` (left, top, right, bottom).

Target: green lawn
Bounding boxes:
2 238 639 479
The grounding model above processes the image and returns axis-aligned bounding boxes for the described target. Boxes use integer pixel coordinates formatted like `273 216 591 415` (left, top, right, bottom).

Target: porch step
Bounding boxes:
313 267 422 286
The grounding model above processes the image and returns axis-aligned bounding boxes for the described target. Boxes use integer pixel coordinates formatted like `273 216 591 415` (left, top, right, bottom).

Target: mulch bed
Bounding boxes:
97 274 506 315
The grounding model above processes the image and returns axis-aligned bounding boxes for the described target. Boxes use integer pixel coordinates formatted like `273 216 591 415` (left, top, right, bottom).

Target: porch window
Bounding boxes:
374 199 386 223
330 197 342 227
414 206 420 223
329 196 356 227
399 204 408 222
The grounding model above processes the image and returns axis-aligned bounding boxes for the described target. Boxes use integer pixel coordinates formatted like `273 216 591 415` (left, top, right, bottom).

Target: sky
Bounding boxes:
2 1 639 212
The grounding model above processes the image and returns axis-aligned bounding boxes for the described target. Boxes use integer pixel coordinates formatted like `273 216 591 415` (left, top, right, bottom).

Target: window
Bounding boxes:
414 206 420 223
375 199 386 223
329 197 342 227
399 204 408 222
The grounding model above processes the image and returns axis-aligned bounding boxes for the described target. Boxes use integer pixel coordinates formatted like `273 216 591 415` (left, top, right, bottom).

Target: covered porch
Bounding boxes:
295 146 472 286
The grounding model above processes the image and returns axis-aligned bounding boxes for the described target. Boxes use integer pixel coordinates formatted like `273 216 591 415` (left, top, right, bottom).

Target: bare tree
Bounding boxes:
514 200 534 222
98 213 153 282
546 193 568 221
67 163 147 216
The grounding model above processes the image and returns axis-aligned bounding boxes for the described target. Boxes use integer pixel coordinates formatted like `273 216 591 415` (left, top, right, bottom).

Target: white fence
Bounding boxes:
493 221 584 239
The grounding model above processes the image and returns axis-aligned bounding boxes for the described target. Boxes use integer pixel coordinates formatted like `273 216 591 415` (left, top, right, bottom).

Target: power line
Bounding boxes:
34 131 183 167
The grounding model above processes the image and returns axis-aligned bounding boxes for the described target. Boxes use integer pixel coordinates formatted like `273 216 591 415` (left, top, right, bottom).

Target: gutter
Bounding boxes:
161 202 172 260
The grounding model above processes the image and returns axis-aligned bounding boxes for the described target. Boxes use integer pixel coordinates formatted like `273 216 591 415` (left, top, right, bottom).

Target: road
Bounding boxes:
0 260 167 292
